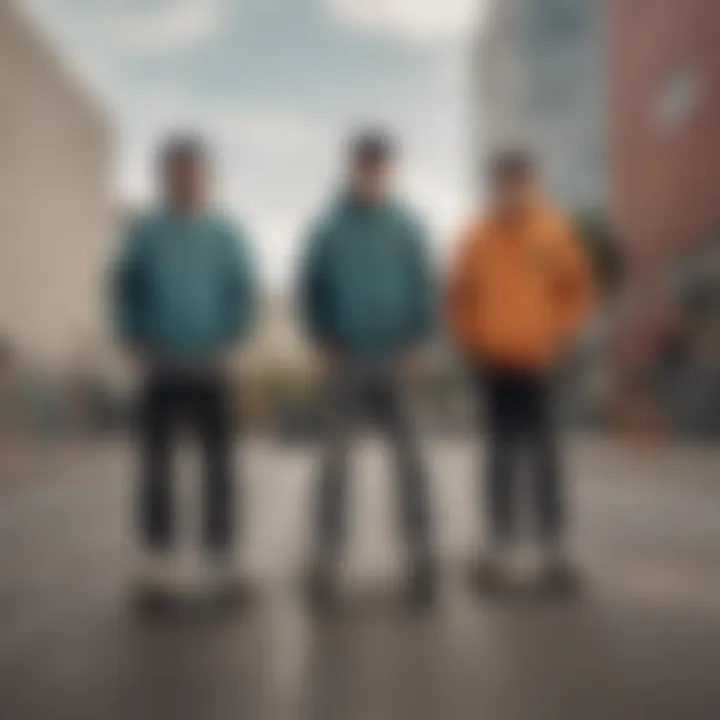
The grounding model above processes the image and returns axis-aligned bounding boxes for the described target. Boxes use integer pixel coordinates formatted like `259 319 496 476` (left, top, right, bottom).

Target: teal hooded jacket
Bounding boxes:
298 196 436 359
113 209 258 360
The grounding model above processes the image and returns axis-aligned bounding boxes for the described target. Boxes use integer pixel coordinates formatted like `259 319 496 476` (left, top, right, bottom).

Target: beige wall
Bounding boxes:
0 1 113 369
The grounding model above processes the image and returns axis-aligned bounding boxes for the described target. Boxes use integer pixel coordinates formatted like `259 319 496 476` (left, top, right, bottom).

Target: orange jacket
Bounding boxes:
447 204 594 370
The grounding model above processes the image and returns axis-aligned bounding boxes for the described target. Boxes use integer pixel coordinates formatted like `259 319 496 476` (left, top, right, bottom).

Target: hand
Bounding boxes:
318 347 342 375
124 346 151 371
207 353 231 376
399 351 425 380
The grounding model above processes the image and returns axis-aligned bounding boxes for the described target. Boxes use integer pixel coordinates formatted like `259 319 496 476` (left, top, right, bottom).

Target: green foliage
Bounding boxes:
573 209 625 297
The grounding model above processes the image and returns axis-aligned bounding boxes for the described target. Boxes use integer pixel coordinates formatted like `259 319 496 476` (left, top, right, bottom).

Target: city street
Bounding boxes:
0 437 719 720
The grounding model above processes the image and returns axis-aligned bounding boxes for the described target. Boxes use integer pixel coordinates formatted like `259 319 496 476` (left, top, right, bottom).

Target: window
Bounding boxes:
655 63 706 130
530 0 585 41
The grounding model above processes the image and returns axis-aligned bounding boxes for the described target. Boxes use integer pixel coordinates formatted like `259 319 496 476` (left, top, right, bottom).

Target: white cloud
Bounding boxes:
208 104 340 155
324 0 488 43
118 98 339 204
118 0 232 53
22 0 233 54
123 93 339 159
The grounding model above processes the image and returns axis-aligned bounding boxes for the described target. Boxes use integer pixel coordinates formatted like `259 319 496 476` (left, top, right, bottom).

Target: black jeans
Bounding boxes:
478 369 564 547
316 362 432 556
138 371 235 552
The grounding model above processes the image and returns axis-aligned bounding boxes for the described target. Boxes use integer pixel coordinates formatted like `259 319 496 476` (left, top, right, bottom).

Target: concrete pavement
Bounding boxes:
0 437 719 720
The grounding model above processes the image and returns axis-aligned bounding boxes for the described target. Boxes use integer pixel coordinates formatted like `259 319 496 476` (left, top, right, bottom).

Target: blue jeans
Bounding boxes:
316 362 432 555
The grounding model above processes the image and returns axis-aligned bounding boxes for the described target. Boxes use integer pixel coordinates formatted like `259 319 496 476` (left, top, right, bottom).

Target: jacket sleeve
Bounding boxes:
404 216 437 347
553 223 595 343
446 226 482 354
222 221 260 346
297 221 334 348
111 219 148 348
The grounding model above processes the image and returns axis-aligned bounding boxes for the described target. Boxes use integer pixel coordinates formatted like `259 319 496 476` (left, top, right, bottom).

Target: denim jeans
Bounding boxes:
315 361 432 555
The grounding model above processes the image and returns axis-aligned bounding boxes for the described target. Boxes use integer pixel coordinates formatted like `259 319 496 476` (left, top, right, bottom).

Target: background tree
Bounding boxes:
574 210 625 298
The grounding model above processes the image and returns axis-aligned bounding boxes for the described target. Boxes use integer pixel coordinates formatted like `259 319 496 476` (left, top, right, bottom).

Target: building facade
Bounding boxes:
0 0 113 369
477 0 606 212
610 0 720 268
479 0 719 264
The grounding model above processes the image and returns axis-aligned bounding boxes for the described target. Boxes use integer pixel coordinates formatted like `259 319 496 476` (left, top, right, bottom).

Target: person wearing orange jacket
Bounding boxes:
447 149 594 592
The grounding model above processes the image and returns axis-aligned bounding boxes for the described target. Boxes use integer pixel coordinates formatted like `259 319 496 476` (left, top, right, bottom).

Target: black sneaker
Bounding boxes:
470 554 507 597
537 556 582 598
405 555 438 609
131 552 177 616
205 552 252 609
132 581 177 617
306 558 340 614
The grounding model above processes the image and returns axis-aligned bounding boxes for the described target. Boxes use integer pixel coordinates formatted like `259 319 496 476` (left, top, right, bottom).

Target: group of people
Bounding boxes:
113 128 594 610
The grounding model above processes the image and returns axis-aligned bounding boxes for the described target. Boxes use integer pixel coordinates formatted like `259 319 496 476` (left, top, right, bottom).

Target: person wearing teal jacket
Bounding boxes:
112 135 258 603
300 195 435 359
298 129 437 609
116 211 256 360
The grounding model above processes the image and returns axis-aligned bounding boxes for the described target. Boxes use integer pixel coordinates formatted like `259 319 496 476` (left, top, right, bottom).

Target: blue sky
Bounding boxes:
22 0 488 285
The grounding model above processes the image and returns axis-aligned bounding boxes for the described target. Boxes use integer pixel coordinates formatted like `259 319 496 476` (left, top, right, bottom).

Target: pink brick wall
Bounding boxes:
610 0 720 269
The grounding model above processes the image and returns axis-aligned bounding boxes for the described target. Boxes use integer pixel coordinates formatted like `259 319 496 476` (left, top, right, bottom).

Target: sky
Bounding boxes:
21 0 489 286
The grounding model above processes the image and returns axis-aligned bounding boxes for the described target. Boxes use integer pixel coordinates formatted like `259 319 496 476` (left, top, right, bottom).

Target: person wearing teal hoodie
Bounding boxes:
299 129 437 608
113 135 258 600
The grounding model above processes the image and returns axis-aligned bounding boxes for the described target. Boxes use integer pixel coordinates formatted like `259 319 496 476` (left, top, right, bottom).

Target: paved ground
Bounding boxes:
1 437 719 720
